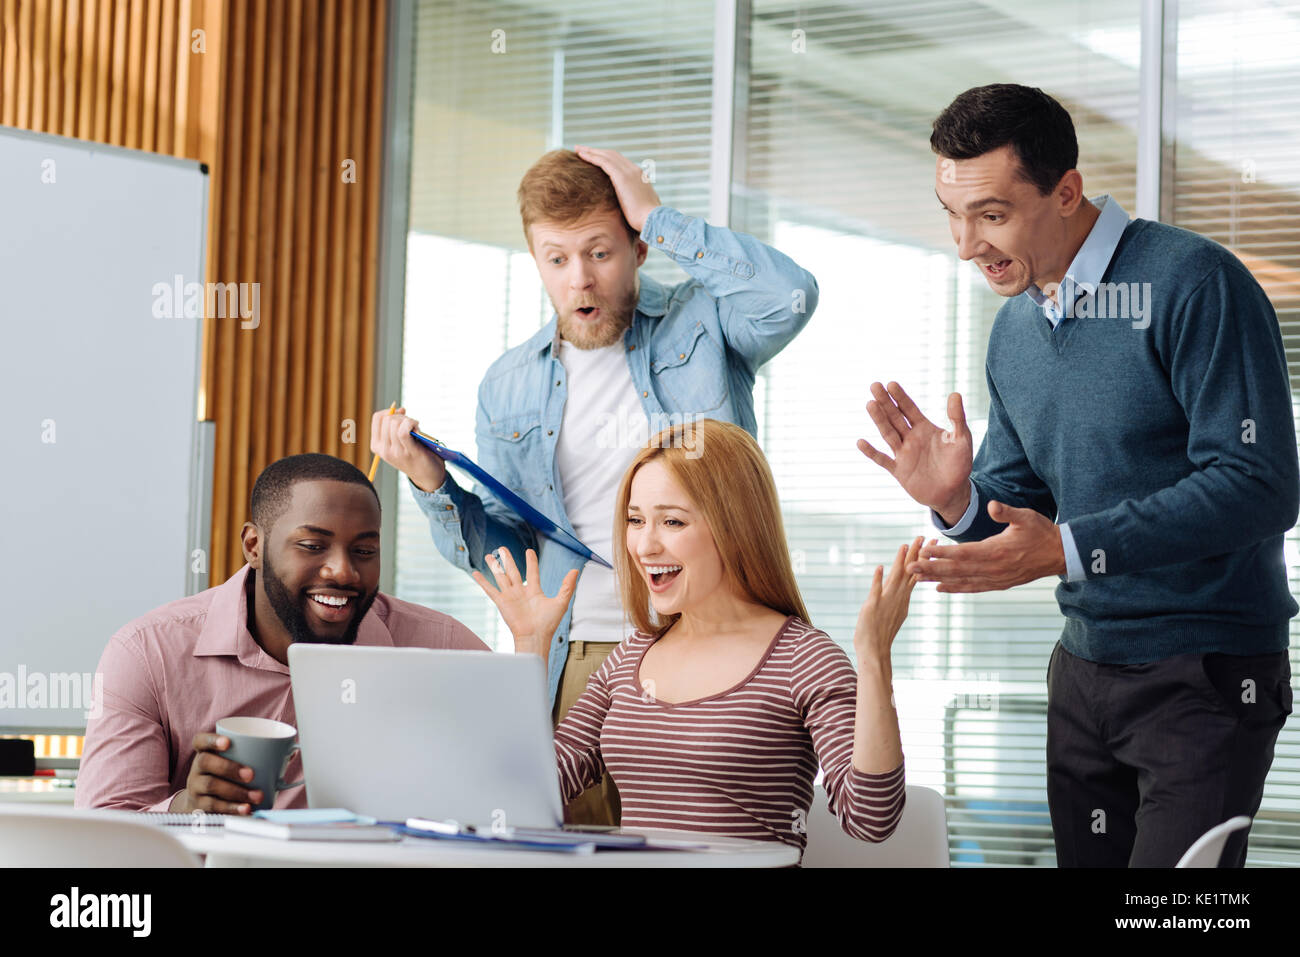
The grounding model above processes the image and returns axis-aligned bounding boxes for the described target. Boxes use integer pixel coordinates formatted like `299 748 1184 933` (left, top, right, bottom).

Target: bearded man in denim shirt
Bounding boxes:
371 146 818 825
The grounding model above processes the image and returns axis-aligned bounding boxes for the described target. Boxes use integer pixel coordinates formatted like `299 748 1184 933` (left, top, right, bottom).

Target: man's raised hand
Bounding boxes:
857 382 973 525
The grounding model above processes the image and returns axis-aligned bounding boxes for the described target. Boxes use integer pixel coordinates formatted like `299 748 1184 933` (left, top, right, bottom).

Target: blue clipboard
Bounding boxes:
409 429 613 570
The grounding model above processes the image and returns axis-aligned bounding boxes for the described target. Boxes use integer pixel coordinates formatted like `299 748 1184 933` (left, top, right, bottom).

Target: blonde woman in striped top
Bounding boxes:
473 419 921 855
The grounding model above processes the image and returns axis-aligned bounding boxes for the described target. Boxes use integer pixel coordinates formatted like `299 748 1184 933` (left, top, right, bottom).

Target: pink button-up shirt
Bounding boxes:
75 565 488 811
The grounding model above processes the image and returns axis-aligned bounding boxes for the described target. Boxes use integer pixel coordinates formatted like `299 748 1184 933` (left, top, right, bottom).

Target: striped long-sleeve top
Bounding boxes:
553 615 906 855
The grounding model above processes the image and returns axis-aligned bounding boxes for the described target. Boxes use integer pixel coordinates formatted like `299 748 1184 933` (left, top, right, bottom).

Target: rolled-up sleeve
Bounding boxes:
641 205 818 373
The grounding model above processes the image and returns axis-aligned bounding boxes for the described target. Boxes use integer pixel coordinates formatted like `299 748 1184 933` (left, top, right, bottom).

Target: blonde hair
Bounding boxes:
613 419 810 635
517 149 639 250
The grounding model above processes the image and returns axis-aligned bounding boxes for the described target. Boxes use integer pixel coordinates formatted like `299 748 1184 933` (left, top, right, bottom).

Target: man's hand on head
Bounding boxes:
907 501 1068 593
574 145 661 233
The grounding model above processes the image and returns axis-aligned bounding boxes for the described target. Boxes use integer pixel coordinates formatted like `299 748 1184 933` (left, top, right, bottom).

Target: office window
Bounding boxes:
391 0 1300 867
737 0 1139 866
1168 0 1300 866
397 0 715 649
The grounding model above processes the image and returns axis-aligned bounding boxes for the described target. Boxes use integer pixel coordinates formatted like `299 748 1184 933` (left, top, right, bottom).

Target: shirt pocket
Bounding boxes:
651 321 726 412
484 413 548 497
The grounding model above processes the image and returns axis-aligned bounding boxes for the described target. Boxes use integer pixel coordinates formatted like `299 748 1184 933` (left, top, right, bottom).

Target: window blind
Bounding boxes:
739 0 1140 866
397 0 716 650
1169 0 1300 867
394 0 1300 868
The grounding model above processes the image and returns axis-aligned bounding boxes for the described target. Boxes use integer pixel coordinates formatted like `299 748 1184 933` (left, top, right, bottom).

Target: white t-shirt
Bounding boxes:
554 339 649 645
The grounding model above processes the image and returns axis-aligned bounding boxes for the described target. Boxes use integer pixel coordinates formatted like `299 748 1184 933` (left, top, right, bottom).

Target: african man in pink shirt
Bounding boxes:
75 454 487 814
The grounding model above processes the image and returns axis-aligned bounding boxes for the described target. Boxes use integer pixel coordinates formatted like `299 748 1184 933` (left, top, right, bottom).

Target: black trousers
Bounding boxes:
1046 641 1293 867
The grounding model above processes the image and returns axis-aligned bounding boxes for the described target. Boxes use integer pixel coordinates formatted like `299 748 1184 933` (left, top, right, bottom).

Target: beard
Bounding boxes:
259 551 378 646
555 282 638 350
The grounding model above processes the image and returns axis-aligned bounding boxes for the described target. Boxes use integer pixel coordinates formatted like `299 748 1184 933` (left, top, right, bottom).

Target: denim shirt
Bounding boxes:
411 205 819 706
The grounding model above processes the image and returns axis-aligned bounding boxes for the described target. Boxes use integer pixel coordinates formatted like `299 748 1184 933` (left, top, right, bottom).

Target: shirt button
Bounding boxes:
679 353 686 360
656 236 664 244
628 344 636 351
555 380 561 387
642 390 648 397
444 505 453 511
457 545 464 551
547 430 553 436
512 431 519 438
696 251 704 259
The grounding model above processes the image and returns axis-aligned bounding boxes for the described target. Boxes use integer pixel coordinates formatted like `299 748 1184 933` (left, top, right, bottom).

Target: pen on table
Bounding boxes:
367 401 397 482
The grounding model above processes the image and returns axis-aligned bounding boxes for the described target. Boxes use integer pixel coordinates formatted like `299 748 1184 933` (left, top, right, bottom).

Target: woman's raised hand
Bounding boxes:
853 536 929 667
471 547 579 663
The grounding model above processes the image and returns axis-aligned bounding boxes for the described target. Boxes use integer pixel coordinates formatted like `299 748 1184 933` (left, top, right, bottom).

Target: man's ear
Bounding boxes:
241 522 263 569
1055 169 1085 218
634 238 648 267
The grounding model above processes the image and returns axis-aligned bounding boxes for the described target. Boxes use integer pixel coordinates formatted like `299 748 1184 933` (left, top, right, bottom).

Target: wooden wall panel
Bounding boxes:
1 0 391 584
0 0 227 436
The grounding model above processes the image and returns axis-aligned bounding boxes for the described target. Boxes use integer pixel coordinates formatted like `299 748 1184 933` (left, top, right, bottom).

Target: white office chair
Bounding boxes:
1175 815 1252 868
801 784 949 867
0 805 199 867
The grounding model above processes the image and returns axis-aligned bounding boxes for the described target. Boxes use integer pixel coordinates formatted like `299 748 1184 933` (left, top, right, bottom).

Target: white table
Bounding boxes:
176 826 799 868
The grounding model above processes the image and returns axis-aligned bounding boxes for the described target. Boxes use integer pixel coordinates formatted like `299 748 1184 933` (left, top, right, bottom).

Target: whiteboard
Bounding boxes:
0 126 210 732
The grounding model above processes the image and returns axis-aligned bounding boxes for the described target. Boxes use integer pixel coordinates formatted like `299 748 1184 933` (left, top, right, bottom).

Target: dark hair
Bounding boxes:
250 453 379 530
930 84 1078 195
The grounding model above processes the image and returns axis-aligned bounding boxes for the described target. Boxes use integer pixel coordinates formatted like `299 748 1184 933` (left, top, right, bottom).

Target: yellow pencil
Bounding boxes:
367 401 397 482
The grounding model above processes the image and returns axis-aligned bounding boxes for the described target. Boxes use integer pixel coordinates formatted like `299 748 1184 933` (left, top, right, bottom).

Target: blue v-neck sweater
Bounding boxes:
952 219 1299 663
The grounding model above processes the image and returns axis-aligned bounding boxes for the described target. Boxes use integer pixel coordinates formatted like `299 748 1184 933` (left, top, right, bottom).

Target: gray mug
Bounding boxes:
215 716 305 811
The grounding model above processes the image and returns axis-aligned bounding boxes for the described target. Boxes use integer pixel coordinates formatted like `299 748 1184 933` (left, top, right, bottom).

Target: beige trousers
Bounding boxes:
552 640 621 826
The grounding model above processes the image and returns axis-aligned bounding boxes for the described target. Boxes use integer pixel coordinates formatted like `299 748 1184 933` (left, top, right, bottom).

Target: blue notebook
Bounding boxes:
409 429 613 570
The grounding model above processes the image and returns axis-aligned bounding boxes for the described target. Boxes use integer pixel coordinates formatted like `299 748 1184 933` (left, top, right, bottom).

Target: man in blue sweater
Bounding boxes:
858 84 1296 867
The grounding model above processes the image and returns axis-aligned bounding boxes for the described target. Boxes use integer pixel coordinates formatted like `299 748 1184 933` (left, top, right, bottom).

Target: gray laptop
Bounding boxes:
286 645 564 828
